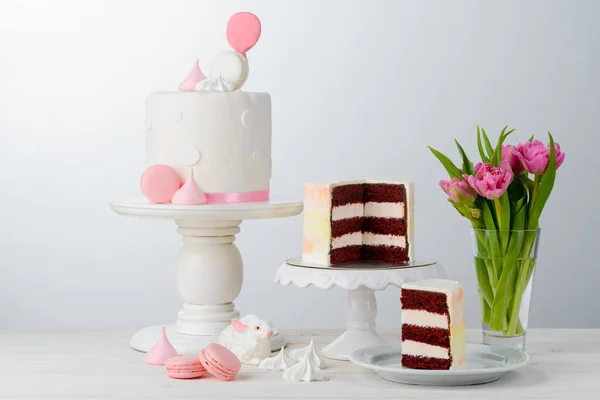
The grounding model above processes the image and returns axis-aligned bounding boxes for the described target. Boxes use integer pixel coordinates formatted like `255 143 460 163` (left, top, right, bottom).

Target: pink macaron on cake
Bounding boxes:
165 355 208 379
199 343 241 381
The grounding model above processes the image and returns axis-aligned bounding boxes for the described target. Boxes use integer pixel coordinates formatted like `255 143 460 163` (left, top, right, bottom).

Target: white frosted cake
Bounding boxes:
139 12 271 205
400 279 466 370
145 91 272 198
303 180 413 266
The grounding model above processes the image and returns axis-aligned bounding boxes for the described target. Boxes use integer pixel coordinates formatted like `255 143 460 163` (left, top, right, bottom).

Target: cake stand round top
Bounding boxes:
275 256 447 291
109 198 302 220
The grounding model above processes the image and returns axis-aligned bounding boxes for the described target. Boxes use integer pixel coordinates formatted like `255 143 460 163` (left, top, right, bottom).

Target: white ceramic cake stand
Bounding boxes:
275 257 447 361
109 199 302 354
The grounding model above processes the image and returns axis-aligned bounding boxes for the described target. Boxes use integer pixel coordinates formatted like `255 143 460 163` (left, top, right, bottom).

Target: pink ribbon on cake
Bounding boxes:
204 189 270 204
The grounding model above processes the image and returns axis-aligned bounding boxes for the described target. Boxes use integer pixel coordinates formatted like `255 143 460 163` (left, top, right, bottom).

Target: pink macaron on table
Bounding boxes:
165 355 208 379
199 343 242 381
162 343 241 382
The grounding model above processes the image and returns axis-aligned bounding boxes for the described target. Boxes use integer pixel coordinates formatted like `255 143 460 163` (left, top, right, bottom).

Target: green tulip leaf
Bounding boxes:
508 177 527 205
481 128 495 158
517 174 535 193
475 257 494 306
477 126 491 163
497 193 511 252
490 263 517 330
427 146 463 179
490 126 514 166
528 132 557 228
455 139 475 176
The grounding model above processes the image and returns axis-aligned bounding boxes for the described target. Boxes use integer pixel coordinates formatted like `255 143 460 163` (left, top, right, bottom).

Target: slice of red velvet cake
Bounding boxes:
303 180 413 266
400 279 466 370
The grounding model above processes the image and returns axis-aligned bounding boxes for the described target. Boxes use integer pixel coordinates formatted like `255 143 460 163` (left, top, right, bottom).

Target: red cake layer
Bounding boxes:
330 246 362 265
401 354 451 370
362 217 406 236
401 289 448 314
362 245 409 263
331 183 407 206
331 184 364 207
331 217 363 237
364 183 405 203
402 325 450 348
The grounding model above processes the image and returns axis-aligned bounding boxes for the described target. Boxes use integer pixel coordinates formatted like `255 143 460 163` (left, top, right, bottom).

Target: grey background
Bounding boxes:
0 0 597 330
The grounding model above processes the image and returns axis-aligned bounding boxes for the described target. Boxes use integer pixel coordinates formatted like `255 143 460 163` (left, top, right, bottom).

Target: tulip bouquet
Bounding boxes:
429 126 564 341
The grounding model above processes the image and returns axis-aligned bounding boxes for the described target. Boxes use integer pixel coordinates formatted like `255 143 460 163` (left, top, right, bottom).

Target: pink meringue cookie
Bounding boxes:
171 169 207 205
178 59 206 91
146 326 178 366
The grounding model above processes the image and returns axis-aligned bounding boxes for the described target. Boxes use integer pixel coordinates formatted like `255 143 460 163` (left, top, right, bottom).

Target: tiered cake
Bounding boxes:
302 180 413 267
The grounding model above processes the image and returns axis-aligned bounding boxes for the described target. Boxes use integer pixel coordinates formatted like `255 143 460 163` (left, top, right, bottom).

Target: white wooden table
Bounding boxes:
0 329 597 399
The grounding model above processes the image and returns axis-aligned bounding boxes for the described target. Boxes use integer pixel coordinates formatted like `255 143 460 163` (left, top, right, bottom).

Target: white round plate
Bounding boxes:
350 343 529 386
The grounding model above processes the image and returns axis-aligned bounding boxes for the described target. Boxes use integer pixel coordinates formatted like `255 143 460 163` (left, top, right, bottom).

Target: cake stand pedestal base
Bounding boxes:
110 199 302 354
321 287 388 360
275 257 447 361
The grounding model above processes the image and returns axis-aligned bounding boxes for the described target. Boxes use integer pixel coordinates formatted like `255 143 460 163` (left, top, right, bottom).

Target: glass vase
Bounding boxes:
471 228 540 350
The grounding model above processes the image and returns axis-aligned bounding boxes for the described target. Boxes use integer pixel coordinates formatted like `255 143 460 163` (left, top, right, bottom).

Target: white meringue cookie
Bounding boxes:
259 345 296 372
282 354 328 383
195 73 235 92
289 338 326 368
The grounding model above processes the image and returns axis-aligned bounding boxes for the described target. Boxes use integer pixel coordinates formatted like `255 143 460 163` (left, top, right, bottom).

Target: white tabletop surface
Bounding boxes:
0 329 597 399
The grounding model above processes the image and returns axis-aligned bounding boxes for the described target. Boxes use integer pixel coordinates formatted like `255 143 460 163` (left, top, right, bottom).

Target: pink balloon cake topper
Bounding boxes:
178 59 206 91
226 12 262 57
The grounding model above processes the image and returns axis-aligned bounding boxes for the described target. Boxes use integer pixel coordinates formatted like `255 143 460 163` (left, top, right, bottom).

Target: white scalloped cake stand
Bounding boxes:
110 199 302 354
275 257 447 361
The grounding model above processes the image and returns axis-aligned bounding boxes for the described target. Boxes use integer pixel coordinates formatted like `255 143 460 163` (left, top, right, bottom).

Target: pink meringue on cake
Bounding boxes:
146 326 178 365
171 169 207 205
178 59 206 91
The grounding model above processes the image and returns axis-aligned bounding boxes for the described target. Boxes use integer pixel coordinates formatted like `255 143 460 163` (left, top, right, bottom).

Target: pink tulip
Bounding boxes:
502 145 526 175
439 177 477 204
465 161 514 200
513 140 565 175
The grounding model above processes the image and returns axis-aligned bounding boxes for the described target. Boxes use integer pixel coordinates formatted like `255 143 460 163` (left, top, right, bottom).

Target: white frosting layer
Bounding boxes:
146 92 272 193
402 340 449 360
364 202 405 218
363 233 406 248
331 233 407 250
402 310 448 329
402 279 461 293
331 232 362 249
332 203 364 221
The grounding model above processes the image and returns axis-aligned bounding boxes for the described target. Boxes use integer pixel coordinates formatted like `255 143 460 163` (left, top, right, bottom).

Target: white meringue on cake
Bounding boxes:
289 338 326 368
282 354 328 382
195 73 235 92
259 345 296 372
